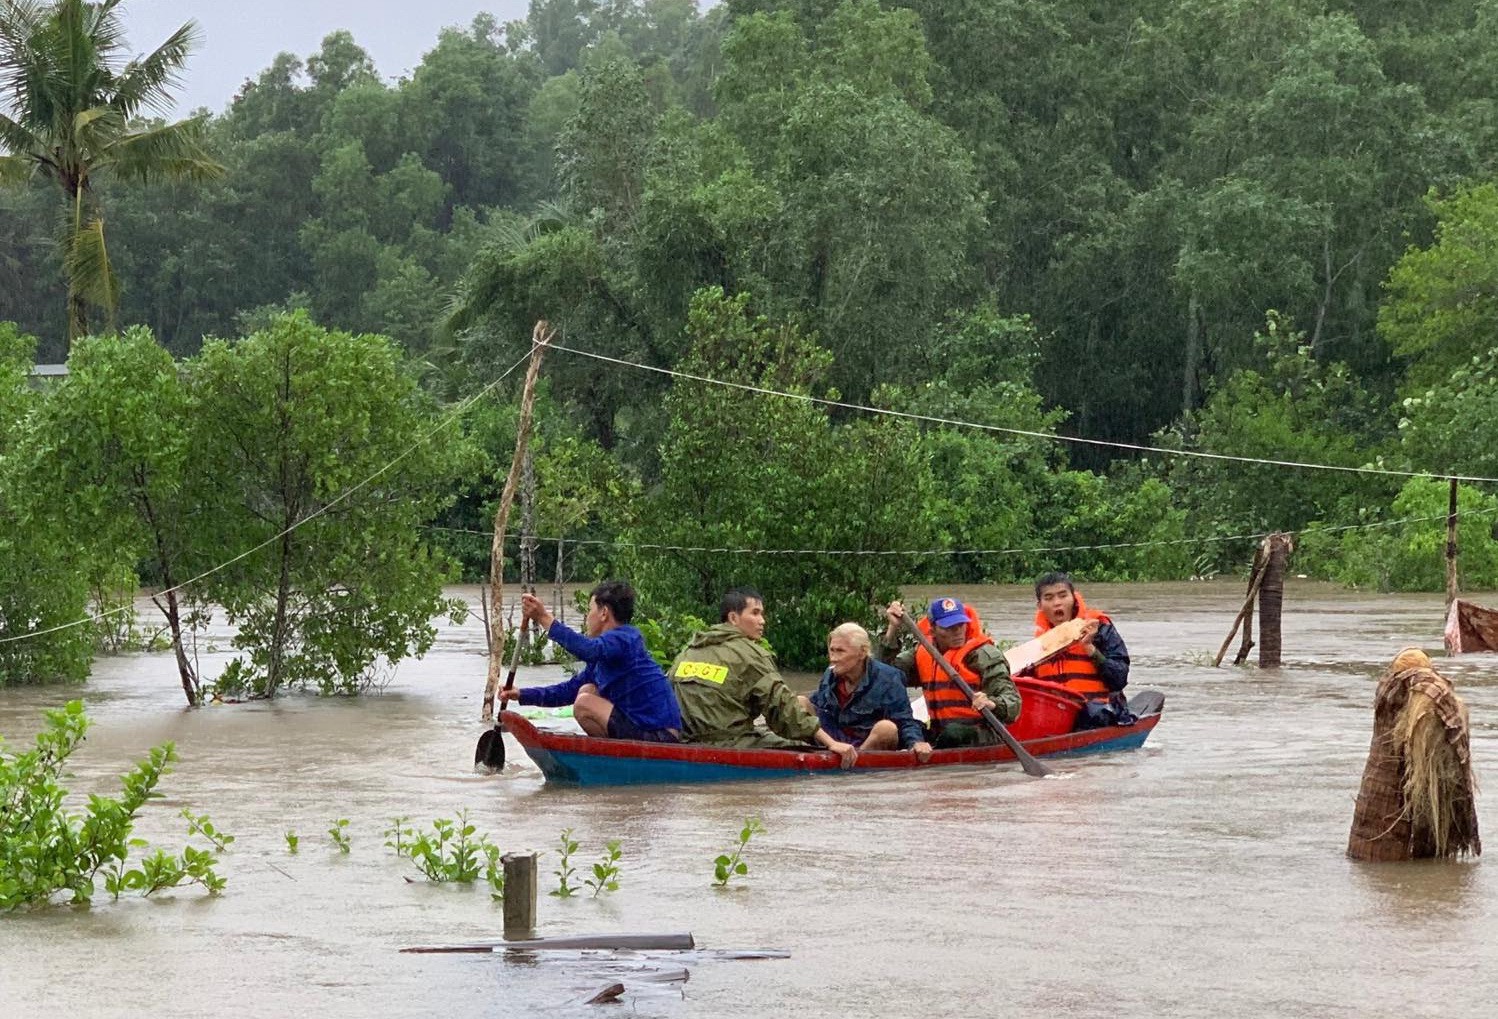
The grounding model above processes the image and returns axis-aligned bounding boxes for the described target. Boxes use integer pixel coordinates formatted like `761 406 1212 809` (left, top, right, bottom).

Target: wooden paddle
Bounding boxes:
900 614 1053 779
1002 616 1091 675
475 588 535 770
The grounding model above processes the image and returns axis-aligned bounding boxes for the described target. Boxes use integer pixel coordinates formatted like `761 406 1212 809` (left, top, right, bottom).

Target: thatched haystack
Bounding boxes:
1348 648 1480 862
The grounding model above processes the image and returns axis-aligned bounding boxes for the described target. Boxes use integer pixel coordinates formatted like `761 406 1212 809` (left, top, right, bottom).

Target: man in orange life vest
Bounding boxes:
878 597 1021 748
1022 572 1132 729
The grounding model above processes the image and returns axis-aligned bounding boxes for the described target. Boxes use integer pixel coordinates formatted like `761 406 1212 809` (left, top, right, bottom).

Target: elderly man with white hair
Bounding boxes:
802 622 934 762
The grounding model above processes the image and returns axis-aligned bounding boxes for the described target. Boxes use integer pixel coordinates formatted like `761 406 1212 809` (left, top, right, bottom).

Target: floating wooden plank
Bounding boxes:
402 932 696 954
1004 617 1090 675
584 983 625 1005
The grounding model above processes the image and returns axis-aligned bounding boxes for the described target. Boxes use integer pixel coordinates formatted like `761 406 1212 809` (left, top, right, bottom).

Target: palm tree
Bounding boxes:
0 0 222 346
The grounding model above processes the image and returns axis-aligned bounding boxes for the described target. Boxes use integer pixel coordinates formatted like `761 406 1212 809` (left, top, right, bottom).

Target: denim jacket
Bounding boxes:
810 658 925 748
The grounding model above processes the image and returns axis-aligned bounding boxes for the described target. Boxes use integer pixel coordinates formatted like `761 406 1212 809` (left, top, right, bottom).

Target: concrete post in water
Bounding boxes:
502 852 538 937
1446 477 1459 610
482 321 553 721
1257 532 1293 668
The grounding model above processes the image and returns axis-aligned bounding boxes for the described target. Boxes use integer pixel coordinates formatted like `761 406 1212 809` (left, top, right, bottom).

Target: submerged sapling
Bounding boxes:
585 839 623 897
713 818 765 888
551 828 580 897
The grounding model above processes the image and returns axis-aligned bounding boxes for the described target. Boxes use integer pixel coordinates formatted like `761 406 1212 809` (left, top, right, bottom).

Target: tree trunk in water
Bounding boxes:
1257 533 1293 667
161 587 198 706
268 529 293 696
138 484 199 705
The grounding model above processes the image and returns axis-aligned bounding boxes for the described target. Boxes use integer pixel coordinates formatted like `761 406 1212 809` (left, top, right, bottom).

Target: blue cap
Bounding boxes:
929 597 967 628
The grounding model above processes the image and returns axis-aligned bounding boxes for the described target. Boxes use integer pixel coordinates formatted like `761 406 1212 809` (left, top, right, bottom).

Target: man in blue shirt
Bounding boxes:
500 580 683 742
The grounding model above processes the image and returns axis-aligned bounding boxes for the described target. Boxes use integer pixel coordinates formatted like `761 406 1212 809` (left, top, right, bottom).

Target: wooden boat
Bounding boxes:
1444 598 1498 655
499 688 1164 787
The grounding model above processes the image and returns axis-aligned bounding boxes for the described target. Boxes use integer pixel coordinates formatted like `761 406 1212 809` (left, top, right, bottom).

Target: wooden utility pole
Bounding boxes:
1257 532 1293 667
482 321 553 721
1446 478 1460 610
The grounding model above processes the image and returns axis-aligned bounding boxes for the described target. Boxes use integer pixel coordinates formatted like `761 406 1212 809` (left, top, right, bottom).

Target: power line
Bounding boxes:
425 507 1490 559
546 340 1498 485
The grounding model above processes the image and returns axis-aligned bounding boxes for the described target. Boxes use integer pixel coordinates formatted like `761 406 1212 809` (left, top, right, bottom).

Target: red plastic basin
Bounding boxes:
1008 677 1086 740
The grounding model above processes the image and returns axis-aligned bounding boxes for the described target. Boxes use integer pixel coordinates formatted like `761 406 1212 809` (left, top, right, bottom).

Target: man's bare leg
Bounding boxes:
573 685 613 737
859 719 900 751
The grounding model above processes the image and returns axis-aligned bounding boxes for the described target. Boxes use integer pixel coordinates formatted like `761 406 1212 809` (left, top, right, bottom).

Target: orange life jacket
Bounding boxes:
1031 590 1111 699
914 603 993 726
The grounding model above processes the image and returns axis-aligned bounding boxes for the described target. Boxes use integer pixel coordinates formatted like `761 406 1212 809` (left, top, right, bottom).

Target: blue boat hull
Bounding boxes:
500 702 1163 787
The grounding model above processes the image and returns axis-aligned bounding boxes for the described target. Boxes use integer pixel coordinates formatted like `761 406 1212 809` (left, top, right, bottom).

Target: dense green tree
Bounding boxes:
1380 183 1498 387
188 313 471 697
0 322 93 684
403 16 537 212
1400 351 1498 481
0 0 222 344
559 56 659 230
624 287 939 667
874 307 1064 580
1299 478 1498 591
32 327 206 703
1161 313 1394 570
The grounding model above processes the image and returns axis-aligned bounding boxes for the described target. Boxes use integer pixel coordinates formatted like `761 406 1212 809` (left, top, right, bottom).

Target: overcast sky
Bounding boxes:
121 1 534 114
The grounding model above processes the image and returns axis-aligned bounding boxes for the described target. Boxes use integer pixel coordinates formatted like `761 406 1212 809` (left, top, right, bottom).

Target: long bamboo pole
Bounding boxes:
482 321 553 721
1446 477 1460 610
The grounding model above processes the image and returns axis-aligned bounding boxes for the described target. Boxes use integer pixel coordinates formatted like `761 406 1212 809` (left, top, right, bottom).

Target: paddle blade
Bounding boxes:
1004 617 1091 674
475 725 507 770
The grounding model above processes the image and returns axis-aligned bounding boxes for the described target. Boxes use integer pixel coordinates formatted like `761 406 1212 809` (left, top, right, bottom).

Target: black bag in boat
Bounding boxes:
1075 692 1137 730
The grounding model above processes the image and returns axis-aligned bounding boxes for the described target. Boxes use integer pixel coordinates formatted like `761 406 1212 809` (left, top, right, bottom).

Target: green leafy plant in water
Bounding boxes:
551 827 580 897
585 839 622 898
181 809 235 852
483 844 505 901
328 818 352 854
387 811 505 898
284 831 300 854
103 806 233 900
412 812 482 882
713 818 765 889
0 700 223 909
105 843 226 899
383 816 414 857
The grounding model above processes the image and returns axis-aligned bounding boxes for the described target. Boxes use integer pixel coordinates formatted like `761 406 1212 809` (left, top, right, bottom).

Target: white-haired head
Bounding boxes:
828 622 872 655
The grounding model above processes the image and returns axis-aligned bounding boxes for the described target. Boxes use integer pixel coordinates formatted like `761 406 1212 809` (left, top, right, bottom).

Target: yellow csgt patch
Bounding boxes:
674 660 729 683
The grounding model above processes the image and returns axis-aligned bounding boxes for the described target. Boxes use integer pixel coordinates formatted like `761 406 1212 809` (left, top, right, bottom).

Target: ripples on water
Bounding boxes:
1 580 1494 1018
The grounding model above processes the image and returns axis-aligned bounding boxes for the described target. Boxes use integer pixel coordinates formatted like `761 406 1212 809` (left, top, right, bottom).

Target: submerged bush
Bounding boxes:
0 700 226 909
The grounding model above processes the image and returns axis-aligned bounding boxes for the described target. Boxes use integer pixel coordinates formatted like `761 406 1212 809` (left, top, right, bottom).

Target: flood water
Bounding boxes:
2 580 1495 1018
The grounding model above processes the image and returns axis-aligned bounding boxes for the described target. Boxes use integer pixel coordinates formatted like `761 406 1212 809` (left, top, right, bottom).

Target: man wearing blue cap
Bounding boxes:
879 596 1021 748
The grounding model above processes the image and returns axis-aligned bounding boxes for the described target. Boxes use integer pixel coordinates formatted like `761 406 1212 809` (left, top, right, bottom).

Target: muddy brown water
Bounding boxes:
2 580 1495 1018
